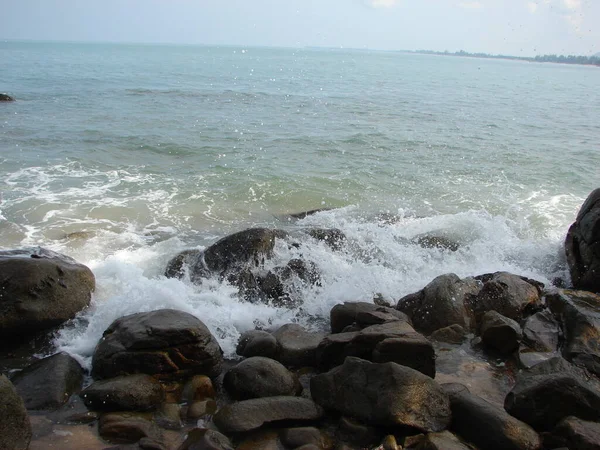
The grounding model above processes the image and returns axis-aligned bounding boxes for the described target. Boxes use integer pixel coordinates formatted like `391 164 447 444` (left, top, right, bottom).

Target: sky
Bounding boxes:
1 0 598 56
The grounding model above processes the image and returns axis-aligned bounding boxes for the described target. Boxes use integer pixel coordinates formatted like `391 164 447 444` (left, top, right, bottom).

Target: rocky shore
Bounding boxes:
1 189 600 450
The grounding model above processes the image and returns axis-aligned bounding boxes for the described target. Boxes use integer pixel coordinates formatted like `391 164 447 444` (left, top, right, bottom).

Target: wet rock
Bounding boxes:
448 389 540 450
565 188 600 293
311 357 450 432
99 412 161 444
0 375 31 450
236 330 278 359
480 310 523 355
92 309 223 380
0 247 95 339
154 402 182 430
235 430 281 450
181 375 216 403
11 351 83 410
379 435 400 450
273 324 326 367
330 302 410 333
543 416 600 450
307 228 346 250
372 333 436 378
186 399 217 421
336 416 383 449
164 249 201 279
522 309 561 352
288 208 332 220
517 347 556 369
414 234 460 252
277 258 320 286
213 396 324 433
280 427 326 449
223 356 301 400
410 430 472 450
546 289 600 376
81 374 164 411
396 273 481 333
468 272 542 324
429 324 467 344
0 93 15 101
176 427 234 450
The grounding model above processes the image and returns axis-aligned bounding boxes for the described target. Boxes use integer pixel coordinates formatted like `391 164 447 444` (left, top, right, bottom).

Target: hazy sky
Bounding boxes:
2 0 598 56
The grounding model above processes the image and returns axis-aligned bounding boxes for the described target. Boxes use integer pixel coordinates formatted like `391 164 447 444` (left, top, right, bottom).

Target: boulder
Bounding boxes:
414 234 460 252
0 248 95 338
0 93 15 102
396 273 482 333
279 427 326 449
307 228 346 250
180 375 216 403
99 412 162 444
480 310 523 355
311 357 451 432
213 396 324 433
565 188 600 292
522 309 560 352
429 324 467 344
91 309 223 380
0 375 31 450
164 249 201 279
546 289 600 376
410 430 472 450
336 416 384 448
81 374 164 411
287 208 332 220
223 356 300 400
176 428 234 450
11 351 83 410
467 272 542 324
272 324 326 367
330 301 410 333
448 389 540 450
236 330 278 359
543 416 600 450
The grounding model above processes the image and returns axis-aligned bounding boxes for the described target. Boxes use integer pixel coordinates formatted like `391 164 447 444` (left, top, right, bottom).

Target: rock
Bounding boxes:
287 209 332 220
277 258 320 286
480 310 523 355
565 188 600 292
81 374 164 411
0 93 15 102
311 357 450 432
517 347 556 369
448 389 540 450
468 272 542 324
379 435 400 450
154 402 182 430
0 375 31 450
236 330 278 359
0 247 95 338
213 396 323 434
546 289 600 376
410 430 472 450
543 416 600 450
235 430 280 450
414 234 460 252
186 399 217 421
223 356 300 400
307 228 346 250
181 375 216 403
11 351 83 410
176 428 234 450
280 427 326 449
336 416 383 448
372 334 436 378
91 309 223 380
522 309 561 352
429 324 467 344
164 249 202 279
273 324 326 367
99 412 161 444
504 361 600 430
330 302 410 333
396 273 481 333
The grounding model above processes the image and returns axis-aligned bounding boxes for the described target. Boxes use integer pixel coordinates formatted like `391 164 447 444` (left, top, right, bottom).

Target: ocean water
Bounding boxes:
1 41 599 367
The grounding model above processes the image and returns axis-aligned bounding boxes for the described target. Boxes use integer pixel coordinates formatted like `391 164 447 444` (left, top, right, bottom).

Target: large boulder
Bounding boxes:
0 248 95 338
236 330 278 359
213 396 323 433
0 93 15 102
11 352 83 410
91 309 223 380
272 324 326 367
330 301 410 333
543 416 600 450
223 357 300 400
480 310 523 355
0 375 31 450
81 374 164 411
546 289 600 376
565 188 600 292
311 357 451 432
522 309 560 353
396 273 482 333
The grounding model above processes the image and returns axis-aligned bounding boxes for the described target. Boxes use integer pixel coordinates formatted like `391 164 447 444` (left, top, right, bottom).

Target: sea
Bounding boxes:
1 41 599 368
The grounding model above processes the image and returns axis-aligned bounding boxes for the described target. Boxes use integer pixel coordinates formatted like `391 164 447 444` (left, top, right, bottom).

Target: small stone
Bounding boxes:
480 310 523 355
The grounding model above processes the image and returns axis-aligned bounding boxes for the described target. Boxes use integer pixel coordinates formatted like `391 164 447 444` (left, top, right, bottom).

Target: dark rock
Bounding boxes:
213 396 323 433
429 324 467 344
0 93 15 102
517 347 556 369
0 247 95 338
236 330 278 359
92 309 223 380
543 416 600 450
396 273 481 333
223 356 300 400
164 249 202 279
235 430 280 450
565 188 600 292
273 324 326 367
185 399 217 421
336 416 384 448
0 375 31 450
441 382 470 397
372 334 436 378
99 412 161 444
11 351 83 410
468 272 542 324
176 428 234 450
480 310 523 355
280 427 325 449
522 309 561 352
288 209 332 219
410 430 472 450
154 402 182 430
379 435 400 450
307 228 346 250
330 301 410 333
449 390 540 450
81 374 164 411
546 289 600 376
414 234 460 252
277 258 320 285
311 357 450 432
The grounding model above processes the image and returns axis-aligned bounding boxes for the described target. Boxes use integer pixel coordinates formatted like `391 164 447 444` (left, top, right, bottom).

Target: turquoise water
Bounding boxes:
1 41 599 362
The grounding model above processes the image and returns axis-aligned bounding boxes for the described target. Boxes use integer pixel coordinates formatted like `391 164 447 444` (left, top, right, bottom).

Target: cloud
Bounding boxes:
365 0 399 8
563 0 581 10
527 2 538 13
458 2 483 9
